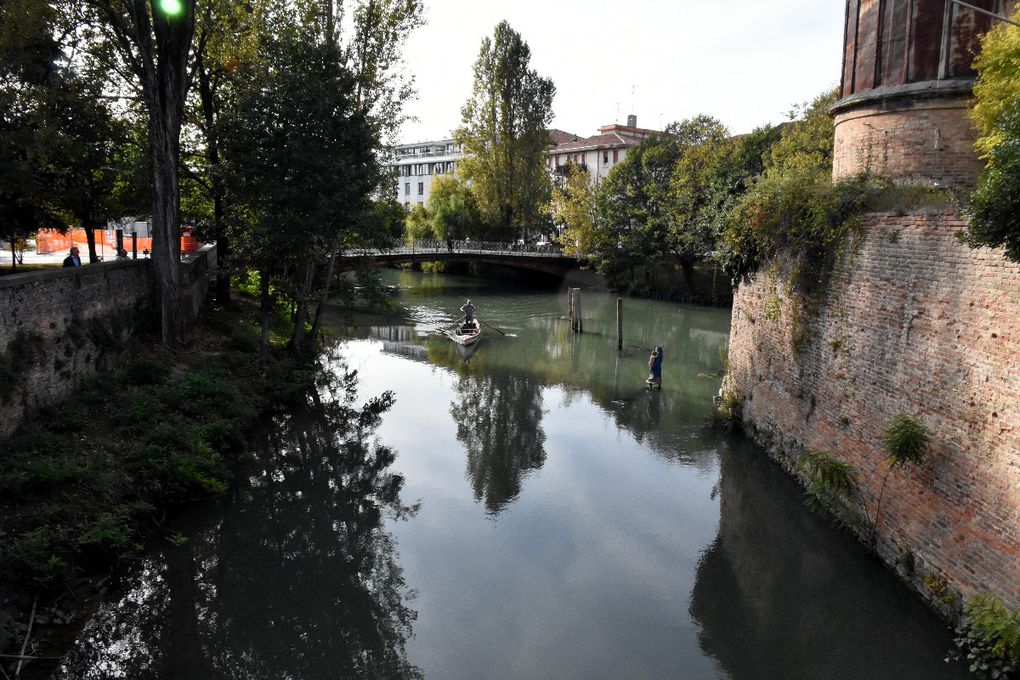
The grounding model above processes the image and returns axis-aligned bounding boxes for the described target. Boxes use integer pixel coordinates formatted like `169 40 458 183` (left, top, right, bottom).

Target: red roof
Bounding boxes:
549 132 642 154
547 128 580 145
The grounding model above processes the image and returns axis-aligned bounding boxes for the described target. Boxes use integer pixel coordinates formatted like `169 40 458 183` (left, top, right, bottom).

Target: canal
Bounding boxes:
57 269 965 679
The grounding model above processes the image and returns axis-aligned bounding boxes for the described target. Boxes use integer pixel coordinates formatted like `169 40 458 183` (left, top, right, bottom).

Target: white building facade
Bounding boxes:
390 139 463 209
388 117 663 209
547 115 662 185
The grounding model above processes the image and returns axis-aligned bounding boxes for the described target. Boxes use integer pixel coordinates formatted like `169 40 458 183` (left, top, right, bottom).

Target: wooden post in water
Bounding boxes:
617 298 623 351
567 287 574 325
575 289 583 333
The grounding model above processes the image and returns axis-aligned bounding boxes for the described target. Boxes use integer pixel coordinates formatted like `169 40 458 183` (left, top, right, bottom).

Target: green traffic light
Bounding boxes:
159 0 183 16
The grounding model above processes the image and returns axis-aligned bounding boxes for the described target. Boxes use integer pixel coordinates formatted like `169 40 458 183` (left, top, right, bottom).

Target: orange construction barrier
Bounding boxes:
36 228 198 258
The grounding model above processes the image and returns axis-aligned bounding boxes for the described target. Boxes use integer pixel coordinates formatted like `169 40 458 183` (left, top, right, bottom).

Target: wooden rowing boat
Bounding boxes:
448 319 482 346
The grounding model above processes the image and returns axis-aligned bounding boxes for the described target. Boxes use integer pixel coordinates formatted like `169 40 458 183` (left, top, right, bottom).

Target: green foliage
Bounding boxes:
882 414 930 468
971 10 1020 158
799 449 860 502
549 164 599 256
966 108 1020 263
78 502 153 555
723 169 944 287
230 324 260 353
967 595 1020 665
456 20 555 240
405 175 481 240
963 11 1020 264
769 89 839 173
125 355 168 385
951 594 1020 678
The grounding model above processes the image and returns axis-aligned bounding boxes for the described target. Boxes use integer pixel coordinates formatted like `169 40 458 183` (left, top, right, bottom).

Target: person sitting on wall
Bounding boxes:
115 247 129 260
62 246 82 267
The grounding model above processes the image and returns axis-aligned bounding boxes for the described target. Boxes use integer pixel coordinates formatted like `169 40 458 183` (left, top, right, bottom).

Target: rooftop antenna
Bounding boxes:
616 101 620 124
631 84 635 115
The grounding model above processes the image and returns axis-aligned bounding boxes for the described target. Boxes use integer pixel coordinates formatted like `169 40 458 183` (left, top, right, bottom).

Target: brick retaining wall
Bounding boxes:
725 210 1020 614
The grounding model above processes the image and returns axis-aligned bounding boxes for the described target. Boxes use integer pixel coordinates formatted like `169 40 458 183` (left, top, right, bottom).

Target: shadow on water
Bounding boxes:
56 349 422 680
691 434 967 680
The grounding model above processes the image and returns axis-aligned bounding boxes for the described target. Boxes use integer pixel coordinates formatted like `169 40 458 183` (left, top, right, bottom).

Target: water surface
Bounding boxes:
57 269 964 680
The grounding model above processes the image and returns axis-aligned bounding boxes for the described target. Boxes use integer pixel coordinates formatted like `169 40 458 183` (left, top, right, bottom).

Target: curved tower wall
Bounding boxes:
832 0 1016 186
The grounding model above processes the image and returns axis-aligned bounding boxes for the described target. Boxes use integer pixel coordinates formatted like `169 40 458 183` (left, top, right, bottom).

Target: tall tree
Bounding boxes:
456 21 554 240
87 0 196 346
221 7 378 362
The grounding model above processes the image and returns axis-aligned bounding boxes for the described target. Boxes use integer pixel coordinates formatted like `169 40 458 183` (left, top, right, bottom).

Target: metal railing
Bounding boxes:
340 239 575 259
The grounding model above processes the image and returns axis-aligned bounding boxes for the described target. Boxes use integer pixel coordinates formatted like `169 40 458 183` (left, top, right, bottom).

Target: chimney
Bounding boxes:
627 114 637 128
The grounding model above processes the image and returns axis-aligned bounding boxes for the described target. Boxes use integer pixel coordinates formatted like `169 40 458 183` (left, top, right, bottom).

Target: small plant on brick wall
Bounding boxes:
872 414 931 541
798 450 872 530
948 593 1020 679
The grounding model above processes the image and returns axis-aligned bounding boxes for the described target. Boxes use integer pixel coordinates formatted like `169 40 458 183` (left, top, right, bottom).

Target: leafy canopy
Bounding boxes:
965 11 1020 263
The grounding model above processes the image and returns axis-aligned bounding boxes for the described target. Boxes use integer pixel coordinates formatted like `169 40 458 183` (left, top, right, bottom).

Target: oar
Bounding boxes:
478 318 507 336
441 315 466 331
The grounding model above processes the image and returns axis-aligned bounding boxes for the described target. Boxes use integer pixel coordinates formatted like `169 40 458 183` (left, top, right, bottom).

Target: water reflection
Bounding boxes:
59 353 421 680
690 436 965 680
451 368 547 514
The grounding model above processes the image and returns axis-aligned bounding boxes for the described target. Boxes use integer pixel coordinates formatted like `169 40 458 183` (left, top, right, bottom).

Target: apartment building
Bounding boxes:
389 117 663 207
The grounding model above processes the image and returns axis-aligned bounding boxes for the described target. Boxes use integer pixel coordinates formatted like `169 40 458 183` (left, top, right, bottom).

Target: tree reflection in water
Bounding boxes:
58 353 421 680
450 368 547 515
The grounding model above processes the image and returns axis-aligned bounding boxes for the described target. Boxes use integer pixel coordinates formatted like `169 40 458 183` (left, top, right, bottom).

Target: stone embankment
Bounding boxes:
0 246 215 439
725 210 1019 615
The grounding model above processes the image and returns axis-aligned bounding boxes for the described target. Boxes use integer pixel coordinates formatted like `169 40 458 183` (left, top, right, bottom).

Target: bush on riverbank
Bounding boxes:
0 300 312 593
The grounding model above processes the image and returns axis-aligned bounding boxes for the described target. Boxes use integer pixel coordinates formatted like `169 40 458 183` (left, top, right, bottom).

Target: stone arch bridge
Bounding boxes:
336 240 581 276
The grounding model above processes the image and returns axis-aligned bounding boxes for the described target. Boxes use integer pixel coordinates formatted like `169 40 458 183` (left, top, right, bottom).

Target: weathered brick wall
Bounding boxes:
0 246 215 439
725 210 1020 615
833 98 984 189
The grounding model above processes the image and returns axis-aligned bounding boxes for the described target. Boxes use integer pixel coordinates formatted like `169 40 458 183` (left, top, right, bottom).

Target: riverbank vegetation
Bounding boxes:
0 295 322 668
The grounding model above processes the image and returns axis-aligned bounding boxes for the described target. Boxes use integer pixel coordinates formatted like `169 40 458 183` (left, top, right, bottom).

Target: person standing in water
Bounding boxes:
647 345 664 388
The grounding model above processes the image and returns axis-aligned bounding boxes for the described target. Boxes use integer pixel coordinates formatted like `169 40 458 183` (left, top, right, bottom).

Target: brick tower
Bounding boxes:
832 0 1017 187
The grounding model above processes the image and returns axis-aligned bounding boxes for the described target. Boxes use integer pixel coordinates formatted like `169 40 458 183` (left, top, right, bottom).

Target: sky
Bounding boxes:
397 0 846 143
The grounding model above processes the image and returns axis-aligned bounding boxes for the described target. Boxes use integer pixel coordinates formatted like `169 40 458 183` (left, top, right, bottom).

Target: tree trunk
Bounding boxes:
259 269 271 369
84 220 100 263
10 236 16 272
290 259 315 357
309 238 343 346
149 117 185 346
140 0 195 347
196 50 231 306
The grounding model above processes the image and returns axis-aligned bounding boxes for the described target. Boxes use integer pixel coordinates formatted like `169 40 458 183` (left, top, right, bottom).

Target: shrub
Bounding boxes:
883 414 931 468
125 356 167 385
951 594 1020 679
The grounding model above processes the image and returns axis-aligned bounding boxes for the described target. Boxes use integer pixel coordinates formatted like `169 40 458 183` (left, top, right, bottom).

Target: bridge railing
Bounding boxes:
341 239 574 259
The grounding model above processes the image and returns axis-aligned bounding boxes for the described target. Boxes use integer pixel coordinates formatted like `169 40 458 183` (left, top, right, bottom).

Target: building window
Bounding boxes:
405 183 410 195
613 149 619 163
418 182 424 195
603 151 609 164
